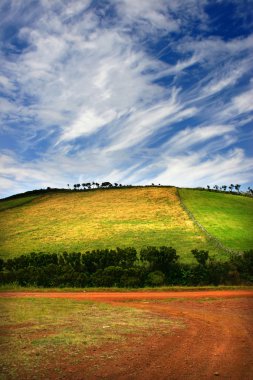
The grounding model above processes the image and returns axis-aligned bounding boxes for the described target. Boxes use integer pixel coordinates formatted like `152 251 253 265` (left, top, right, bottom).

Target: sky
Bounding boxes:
0 0 253 197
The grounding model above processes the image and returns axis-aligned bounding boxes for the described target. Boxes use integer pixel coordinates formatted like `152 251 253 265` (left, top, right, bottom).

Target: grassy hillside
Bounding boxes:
0 195 38 212
179 189 253 252
0 187 222 262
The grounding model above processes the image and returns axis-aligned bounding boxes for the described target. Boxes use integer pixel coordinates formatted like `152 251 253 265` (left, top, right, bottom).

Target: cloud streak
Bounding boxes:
0 0 253 196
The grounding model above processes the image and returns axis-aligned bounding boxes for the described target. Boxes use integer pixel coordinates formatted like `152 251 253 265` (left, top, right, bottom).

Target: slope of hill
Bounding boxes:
0 195 39 212
0 187 226 261
179 189 253 252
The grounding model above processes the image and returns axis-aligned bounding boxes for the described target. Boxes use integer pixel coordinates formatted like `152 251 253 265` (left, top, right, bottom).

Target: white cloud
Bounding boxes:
4 21 170 143
164 124 236 153
202 66 247 97
0 0 253 197
217 86 253 122
232 88 253 114
60 109 117 141
105 96 197 152
0 97 16 113
115 0 179 33
150 149 253 188
179 34 253 60
0 75 15 92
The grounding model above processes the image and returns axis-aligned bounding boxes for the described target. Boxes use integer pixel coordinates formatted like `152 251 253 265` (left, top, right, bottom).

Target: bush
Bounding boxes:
146 271 166 286
120 267 143 287
231 250 253 282
191 249 209 266
140 246 179 272
0 246 252 287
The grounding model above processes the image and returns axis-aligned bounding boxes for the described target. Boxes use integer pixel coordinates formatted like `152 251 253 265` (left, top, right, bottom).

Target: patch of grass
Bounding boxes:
152 297 225 303
1 284 252 292
146 296 226 304
0 195 38 212
179 189 253 251
0 297 180 378
0 187 223 262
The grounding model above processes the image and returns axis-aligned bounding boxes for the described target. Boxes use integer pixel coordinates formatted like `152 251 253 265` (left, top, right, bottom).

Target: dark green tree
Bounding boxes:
140 246 179 272
191 249 209 266
235 184 241 193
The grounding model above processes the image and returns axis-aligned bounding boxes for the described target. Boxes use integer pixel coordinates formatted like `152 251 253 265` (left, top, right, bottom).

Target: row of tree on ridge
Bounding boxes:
207 184 241 192
65 182 253 194
69 182 122 190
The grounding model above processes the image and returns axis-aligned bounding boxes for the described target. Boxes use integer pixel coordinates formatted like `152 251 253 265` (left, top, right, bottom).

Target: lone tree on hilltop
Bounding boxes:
235 184 241 193
101 181 113 188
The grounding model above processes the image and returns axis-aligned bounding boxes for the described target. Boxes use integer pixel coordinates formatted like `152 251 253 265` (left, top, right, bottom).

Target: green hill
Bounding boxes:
0 187 252 262
179 188 253 252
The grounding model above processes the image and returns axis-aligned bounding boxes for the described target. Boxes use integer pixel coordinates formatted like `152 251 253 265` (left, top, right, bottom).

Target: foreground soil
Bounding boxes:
1 290 253 379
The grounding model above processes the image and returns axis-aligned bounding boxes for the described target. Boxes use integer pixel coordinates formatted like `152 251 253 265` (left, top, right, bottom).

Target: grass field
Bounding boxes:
0 297 177 379
179 189 253 252
0 187 223 261
0 195 38 212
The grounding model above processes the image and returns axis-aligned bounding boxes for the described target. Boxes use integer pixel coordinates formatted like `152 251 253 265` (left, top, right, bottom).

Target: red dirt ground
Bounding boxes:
1 290 253 379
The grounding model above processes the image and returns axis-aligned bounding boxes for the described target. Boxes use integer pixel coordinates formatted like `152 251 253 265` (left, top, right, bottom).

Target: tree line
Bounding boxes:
68 182 122 190
206 183 253 195
2 183 252 203
0 247 252 287
207 184 241 192
69 183 164 190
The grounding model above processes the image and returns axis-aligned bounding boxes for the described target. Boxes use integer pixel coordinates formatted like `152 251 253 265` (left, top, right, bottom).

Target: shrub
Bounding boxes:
0 246 252 287
146 271 166 286
191 249 209 266
140 246 179 272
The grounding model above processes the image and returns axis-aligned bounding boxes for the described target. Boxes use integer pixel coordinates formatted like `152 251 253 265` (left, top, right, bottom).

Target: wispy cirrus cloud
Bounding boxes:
0 0 252 197
152 148 253 188
201 61 251 97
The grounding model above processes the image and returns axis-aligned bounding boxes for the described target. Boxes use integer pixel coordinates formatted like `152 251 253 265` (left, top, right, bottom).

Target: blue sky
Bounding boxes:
0 0 253 197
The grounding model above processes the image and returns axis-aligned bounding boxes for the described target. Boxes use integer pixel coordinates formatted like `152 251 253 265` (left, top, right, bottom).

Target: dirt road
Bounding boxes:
1 290 253 379
1 289 253 301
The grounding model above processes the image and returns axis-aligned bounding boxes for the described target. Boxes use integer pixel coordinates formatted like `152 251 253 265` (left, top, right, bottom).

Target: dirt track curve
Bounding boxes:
1 290 253 379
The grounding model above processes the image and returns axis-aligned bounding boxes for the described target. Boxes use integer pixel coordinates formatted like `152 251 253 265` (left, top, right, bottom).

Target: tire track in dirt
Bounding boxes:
91 297 253 380
1 290 253 379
